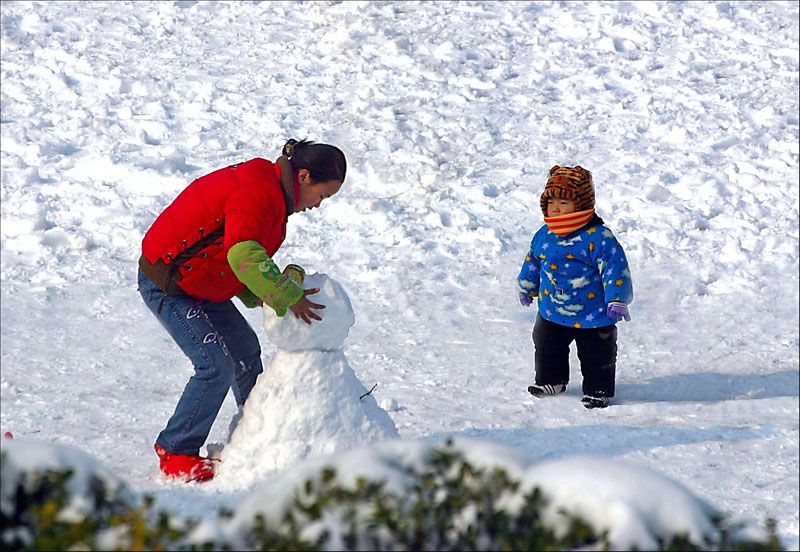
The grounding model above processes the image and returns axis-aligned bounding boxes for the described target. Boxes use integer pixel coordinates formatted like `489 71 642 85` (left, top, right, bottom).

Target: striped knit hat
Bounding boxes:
540 165 595 217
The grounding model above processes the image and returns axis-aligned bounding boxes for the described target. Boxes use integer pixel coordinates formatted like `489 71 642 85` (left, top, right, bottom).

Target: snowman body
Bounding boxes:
216 274 398 489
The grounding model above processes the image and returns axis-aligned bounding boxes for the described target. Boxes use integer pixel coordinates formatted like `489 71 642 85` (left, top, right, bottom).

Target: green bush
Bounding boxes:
0 453 186 551
241 445 605 551
0 446 785 551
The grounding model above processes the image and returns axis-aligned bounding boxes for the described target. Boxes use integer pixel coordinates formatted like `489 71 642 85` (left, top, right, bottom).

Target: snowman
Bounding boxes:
214 273 399 490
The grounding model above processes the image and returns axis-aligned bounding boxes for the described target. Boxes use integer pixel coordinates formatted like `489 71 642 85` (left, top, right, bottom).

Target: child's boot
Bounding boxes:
528 383 567 397
581 395 610 409
154 443 217 482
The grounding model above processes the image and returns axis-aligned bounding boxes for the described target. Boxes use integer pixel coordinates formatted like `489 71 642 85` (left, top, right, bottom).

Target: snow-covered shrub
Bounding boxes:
1 438 783 551
0 439 190 551
192 439 783 551
195 441 603 551
1 439 139 550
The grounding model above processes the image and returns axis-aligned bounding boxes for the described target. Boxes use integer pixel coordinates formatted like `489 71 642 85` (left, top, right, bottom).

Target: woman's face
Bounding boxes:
294 169 343 213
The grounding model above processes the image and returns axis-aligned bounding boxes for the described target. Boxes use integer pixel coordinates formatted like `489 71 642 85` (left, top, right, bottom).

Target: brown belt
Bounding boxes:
138 254 187 296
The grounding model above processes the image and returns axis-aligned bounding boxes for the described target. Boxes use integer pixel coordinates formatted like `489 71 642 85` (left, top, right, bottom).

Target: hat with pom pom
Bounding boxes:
540 165 594 217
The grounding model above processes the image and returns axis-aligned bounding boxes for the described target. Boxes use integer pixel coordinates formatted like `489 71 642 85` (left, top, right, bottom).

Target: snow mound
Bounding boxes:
214 274 398 490
522 455 722 550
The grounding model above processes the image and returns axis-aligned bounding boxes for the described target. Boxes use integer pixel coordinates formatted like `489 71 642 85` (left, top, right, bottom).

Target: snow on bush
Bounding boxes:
193 438 776 551
1 436 780 551
1 438 139 549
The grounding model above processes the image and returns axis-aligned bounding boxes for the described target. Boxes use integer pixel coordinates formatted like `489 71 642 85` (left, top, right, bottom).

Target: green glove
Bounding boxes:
271 264 306 316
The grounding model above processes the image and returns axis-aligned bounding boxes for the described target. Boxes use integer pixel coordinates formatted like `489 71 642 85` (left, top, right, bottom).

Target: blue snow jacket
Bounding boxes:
517 215 633 328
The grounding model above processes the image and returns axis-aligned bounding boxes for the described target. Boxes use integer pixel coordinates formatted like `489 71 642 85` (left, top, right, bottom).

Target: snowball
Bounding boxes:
263 273 354 352
380 398 399 412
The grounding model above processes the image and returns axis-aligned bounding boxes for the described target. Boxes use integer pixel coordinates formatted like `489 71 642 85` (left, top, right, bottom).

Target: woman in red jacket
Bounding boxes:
138 139 346 482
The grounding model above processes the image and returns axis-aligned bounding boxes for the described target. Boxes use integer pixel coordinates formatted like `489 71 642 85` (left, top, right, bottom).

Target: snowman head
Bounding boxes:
264 273 355 352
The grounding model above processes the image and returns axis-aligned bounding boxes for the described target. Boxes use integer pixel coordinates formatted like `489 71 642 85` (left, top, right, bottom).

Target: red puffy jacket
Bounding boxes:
141 157 297 302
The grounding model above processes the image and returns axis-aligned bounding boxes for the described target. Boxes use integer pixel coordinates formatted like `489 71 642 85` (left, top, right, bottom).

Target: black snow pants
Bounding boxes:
532 313 618 397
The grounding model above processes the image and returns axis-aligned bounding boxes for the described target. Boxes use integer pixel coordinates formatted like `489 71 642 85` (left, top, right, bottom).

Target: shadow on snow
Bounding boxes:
616 369 799 403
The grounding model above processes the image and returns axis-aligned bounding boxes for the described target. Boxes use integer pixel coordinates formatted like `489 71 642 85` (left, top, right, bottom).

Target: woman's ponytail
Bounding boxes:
281 139 346 183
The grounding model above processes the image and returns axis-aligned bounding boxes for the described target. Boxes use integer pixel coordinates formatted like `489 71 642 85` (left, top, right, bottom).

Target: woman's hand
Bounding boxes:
289 288 325 324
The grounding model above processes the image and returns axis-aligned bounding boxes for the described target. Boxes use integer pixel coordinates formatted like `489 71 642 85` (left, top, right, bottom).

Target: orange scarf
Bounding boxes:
544 209 595 237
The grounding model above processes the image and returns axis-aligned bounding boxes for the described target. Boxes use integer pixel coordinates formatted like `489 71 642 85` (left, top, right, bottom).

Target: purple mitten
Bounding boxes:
607 301 631 321
519 292 533 307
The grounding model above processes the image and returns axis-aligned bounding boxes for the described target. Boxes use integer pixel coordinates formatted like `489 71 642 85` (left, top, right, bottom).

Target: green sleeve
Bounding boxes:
228 241 304 316
236 287 261 309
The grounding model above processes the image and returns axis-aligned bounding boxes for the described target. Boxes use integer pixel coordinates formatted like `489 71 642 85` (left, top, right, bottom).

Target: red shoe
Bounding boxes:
154 443 217 483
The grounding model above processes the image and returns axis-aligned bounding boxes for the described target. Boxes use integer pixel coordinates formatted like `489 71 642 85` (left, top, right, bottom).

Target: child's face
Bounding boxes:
546 198 576 217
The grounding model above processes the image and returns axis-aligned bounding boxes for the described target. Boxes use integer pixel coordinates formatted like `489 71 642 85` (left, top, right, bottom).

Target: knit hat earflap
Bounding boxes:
540 165 595 217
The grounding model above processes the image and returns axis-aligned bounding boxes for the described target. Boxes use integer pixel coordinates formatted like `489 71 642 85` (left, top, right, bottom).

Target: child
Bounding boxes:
517 165 633 409
138 139 346 481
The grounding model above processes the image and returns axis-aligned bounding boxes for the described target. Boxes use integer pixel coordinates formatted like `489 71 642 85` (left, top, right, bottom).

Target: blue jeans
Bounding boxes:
138 269 263 455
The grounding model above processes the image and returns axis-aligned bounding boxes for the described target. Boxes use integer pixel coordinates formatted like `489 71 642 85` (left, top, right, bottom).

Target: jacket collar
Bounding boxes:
275 156 296 216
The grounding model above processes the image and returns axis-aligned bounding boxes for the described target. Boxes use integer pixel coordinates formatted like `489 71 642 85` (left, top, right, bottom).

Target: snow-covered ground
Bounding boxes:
1 0 798 548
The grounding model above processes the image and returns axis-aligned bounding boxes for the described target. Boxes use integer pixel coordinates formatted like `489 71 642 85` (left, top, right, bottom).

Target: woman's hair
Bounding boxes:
282 139 347 183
